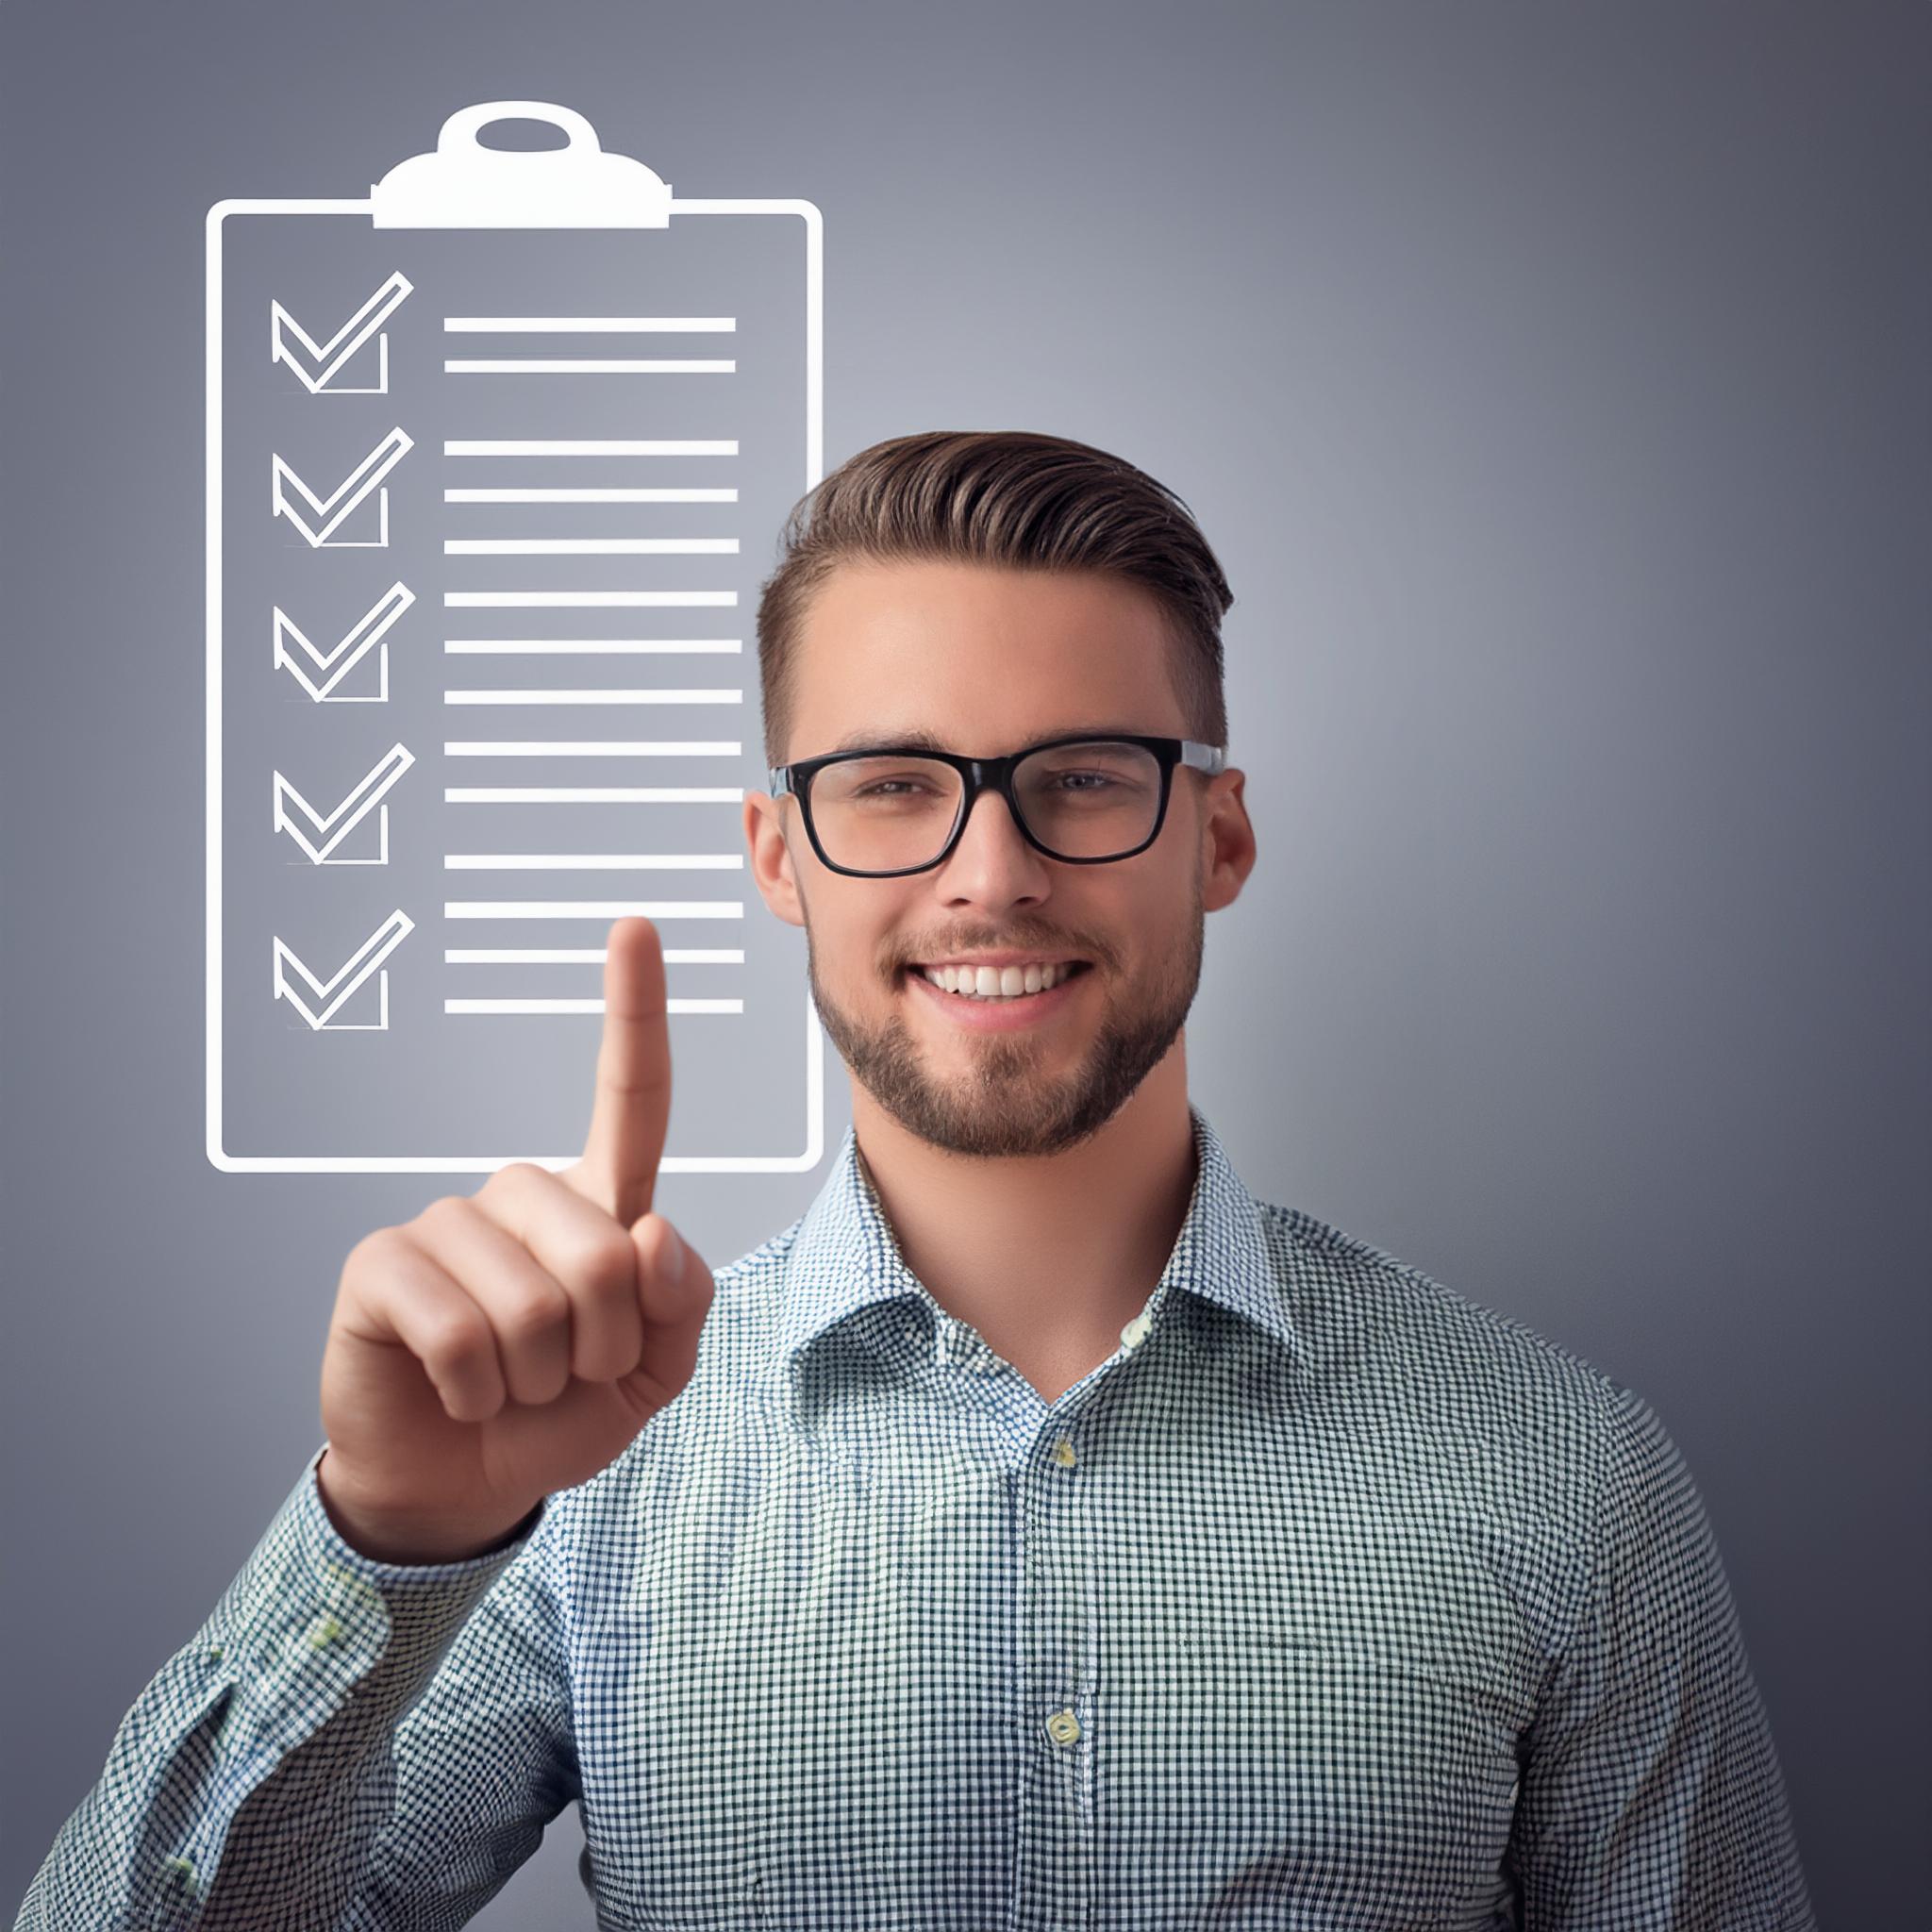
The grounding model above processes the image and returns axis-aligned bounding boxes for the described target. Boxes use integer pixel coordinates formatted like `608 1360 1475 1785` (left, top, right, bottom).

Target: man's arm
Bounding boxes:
13 1442 576 1931
1511 1380 1817 1929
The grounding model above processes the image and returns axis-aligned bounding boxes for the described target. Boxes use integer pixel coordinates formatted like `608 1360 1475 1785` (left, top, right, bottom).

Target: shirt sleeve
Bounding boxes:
1511 1381 1817 1930
12 1441 578 1932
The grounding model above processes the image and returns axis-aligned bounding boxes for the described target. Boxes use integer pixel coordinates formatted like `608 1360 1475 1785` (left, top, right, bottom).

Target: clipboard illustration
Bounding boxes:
207 102 825 1174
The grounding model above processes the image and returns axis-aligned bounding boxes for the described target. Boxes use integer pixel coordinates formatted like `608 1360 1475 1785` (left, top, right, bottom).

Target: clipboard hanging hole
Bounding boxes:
470 116 571 153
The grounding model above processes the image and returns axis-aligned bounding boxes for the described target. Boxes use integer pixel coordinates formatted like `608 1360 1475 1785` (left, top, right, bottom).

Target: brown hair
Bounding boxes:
755 429 1233 769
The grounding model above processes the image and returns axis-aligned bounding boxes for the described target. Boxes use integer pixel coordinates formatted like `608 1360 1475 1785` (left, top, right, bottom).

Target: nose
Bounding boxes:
934 782 1050 902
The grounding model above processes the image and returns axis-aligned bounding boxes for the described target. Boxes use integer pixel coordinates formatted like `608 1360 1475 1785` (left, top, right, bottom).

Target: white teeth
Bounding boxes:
920 961 1076 999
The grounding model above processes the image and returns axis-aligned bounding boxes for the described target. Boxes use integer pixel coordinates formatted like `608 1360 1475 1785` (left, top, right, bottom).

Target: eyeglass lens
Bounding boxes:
807 740 1163 874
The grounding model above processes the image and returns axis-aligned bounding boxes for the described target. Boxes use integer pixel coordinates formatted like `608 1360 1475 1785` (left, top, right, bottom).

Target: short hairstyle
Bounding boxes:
755 429 1233 769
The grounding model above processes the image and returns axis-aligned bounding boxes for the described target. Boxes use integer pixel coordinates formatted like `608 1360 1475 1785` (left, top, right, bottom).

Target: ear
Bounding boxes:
744 791 808 928
1200 768 1257 914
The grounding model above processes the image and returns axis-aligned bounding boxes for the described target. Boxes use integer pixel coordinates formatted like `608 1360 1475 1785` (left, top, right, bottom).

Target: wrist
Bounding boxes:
315 1448 541 1565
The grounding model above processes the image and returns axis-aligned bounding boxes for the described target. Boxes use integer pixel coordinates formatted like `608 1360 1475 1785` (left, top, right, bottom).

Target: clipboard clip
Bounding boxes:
369 102 673 229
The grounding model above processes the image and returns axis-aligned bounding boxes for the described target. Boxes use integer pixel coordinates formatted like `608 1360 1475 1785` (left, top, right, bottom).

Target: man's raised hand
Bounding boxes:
316 919 715 1563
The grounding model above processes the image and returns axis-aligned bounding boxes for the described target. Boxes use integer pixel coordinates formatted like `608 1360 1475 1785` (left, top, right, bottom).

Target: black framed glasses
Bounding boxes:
766 733 1228 879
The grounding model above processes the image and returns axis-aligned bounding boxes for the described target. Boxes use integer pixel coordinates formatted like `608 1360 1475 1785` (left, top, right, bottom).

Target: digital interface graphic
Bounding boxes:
205 103 825 1173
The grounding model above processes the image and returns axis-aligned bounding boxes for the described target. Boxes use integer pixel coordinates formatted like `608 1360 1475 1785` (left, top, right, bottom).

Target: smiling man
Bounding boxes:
20 431 1814 1931
744 552 1246 1404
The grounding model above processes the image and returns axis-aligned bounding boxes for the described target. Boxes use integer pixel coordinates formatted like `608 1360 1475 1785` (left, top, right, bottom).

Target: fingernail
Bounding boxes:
661 1224 686 1281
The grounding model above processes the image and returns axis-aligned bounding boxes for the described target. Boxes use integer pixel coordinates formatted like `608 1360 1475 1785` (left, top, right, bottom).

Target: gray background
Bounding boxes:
3 2 1925 1925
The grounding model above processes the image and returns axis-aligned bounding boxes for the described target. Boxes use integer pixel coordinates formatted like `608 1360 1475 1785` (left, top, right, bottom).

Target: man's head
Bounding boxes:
742 430 1256 1159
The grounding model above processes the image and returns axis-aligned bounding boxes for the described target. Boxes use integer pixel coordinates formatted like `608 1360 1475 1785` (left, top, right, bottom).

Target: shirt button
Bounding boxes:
1119 1310 1152 1350
308 1613 342 1650
1050 1439 1076 1469
1044 1708 1081 1745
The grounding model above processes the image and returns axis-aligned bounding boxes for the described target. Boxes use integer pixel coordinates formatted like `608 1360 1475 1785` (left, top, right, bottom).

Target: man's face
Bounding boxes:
743 559 1253 1158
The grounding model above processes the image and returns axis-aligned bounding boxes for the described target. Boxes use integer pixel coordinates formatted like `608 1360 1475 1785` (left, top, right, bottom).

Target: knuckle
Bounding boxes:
484 1159 548 1198
562 1224 638 1295
344 1224 408 1282
423 1307 493 1369
414 1194 473 1241
496 1280 571 1342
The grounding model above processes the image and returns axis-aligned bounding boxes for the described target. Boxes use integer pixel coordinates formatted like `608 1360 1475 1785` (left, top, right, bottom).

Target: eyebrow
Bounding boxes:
822 724 1158 757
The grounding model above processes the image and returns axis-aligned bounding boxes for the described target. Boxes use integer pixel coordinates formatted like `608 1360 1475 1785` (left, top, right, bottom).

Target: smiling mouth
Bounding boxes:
902 960 1094 1000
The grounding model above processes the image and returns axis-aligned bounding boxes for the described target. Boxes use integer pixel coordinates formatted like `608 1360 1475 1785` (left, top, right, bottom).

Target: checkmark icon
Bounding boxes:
272 910 416 1031
272 742 417 864
270 272 413 393
272 581 414 701
271 426 413 546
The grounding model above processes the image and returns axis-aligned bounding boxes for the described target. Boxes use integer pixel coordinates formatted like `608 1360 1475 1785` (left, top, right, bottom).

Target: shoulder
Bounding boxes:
1249 1195 1641 1531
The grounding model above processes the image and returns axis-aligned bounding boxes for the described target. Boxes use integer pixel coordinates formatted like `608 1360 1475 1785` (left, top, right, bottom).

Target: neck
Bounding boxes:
847 1041 1200 1394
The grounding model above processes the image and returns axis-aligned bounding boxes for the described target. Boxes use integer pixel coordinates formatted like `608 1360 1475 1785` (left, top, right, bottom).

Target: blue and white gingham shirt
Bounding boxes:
19 1104 1816 1930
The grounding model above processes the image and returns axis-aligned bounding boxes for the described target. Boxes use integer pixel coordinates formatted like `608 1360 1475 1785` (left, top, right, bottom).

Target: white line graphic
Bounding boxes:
441 688 741 705
442 900 743 918
272 581 415 701
444 489 738 502
442 439 737 455
271 427 413 546
448 998 744 1014
444 358 735 374
272 743 417 863
273 910 415 1030
445 947 746 961
442 591 737 608
441 741 741 756
441 639 742 654
442 316 736 331
444 787 744 803
442 538 740 555
442 855 743 870
270 272 413 392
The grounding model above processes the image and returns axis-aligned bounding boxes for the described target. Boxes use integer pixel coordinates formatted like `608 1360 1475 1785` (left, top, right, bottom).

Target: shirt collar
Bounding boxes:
773 1102 1307 1388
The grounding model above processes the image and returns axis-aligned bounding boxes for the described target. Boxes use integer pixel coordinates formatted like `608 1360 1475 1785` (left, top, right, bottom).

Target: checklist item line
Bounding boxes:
444 591 738 608
443 489 739 502
443 316 737 332
447 998 744 1014
443 788 745 804
444 947 747 962
444 358 736 375
443 855 744 870
441 741 741 756
441 689 742 706
442 538 741 555
442 640 742 654
443 440 737 456
441 900 745 918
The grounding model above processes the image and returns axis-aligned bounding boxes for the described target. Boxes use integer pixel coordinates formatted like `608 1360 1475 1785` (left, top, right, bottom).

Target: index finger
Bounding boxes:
571 917 671 1227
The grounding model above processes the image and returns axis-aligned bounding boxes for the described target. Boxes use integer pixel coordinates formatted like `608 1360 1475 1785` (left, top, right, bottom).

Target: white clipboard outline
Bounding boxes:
207 102 825 1174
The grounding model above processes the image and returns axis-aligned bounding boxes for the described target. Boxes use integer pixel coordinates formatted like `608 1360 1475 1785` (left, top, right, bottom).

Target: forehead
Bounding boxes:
785 559 1185 760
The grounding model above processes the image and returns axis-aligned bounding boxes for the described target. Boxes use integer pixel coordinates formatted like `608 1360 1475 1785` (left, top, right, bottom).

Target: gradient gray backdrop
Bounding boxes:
4 3 1925 1924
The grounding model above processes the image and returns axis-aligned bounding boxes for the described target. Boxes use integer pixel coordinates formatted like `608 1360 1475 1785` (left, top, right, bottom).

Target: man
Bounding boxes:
18 431 1815 1929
